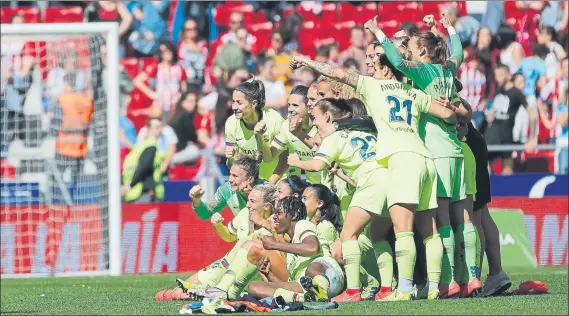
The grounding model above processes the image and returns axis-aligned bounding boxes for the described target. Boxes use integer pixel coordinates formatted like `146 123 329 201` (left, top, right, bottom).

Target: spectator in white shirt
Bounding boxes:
536 25 567 80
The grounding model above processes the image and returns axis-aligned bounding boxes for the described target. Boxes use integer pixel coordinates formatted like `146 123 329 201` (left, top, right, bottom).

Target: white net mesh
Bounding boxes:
1 33 111 276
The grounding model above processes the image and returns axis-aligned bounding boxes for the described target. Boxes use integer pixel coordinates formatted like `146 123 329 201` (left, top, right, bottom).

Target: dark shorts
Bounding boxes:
466 124 491 210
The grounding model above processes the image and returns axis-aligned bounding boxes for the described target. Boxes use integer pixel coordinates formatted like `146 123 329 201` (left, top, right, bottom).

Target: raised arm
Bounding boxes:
364 16 421 80
440 14 464 75
287 154 328 172
190 183 231 219
290 57 358 88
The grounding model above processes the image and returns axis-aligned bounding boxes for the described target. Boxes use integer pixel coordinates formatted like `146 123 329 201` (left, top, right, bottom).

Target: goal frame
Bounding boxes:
1 22 122 277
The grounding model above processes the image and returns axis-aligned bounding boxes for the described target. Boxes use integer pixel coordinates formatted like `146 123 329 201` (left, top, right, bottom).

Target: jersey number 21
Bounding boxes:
388 95 412 125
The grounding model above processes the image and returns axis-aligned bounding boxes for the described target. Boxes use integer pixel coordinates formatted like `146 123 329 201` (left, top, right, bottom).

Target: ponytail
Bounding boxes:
236 77 266 118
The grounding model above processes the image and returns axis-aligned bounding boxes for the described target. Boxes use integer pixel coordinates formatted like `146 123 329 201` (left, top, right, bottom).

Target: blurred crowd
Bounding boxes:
1 0 568 186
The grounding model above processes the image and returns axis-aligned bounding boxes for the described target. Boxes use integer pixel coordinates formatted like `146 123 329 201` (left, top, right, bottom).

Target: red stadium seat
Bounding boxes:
213 3 255 27
297 2 337 23
120 58 140 79
0 160 16 179
522 151 555 173
377 19 401 38
169 161 202 180
339 2 378 25
379 2 420 24
1 6 40 24
43 6 83 23
249 22 273 54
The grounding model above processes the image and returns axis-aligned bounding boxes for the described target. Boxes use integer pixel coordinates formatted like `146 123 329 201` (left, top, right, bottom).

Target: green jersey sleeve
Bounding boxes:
446 33 464 76
380 37 428 85
193 182 233 219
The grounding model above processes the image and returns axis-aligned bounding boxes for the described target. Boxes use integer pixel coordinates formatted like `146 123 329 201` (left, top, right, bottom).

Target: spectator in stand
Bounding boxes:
443 5 481 47
496 25 525 74
281 12 303 54
516 1 564 32
121 117 166 203
45 50 87 110
484 65 528 175
400 22 419 37
518 44 548 108
128 1 169 57
266 29 293 90
168 91 201 165
342 58 360 73
257 56 288 114
136 106 177 175
475 27 500 102
315 45 329 63
535 25 567 80
550 87 568 173
327 43 340 67
458 49 490 128
0 43 33 157
178 17 209 92
200 69 249 117
51 73 94 183
133 40 187 123
338 26 367 74
541 57 569 109
84 1 132 56
537 58 568 149
235 27 256 73
220 12 256 47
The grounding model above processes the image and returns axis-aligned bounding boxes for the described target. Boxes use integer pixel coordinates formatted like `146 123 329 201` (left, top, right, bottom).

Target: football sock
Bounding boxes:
459 222 480 282
313 275 330 295
274 288 304 302
439 226 455 286
424 233 443 289
395 232 416 292
216 248 257 297
373 240 394 289
342 240 362 290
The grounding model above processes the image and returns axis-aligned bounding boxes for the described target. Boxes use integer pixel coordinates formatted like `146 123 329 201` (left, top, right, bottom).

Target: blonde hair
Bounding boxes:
316 71 363 100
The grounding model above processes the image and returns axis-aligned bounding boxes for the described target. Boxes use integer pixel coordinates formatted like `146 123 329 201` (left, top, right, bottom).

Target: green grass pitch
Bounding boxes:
1 267 567 315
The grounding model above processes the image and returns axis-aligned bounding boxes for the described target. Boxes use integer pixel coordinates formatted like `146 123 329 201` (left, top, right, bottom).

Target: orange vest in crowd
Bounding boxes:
56 93 94 158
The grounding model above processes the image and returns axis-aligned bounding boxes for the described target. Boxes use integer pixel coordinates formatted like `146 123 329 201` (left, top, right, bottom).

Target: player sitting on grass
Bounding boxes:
158 183 279 300
247 195 341 302
179 183 289 300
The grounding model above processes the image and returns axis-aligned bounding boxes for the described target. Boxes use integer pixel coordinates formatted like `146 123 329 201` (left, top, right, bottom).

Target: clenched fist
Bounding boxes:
289 56 304 70
189 185 205 200
225 146 236 159
210 212 224 226
423 14 435 28
254 121 267 135
289 115 302 133
364 15 379 34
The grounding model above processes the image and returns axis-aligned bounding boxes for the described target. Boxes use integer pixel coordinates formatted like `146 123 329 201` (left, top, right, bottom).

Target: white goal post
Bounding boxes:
1 22 121 277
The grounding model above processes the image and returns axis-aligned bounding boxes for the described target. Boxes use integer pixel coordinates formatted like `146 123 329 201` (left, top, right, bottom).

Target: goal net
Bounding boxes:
1 23 121 277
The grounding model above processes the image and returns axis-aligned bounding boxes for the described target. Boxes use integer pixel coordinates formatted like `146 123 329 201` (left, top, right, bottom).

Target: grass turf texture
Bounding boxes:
1 267 567 315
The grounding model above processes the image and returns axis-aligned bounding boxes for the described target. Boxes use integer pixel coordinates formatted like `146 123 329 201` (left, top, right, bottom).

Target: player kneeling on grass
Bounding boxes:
247 196 344 302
